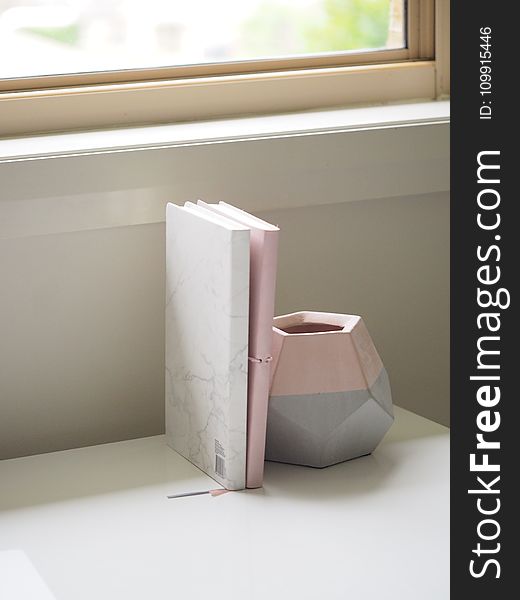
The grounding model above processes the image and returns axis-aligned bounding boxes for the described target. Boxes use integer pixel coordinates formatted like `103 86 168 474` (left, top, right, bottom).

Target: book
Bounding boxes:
165 202 250 490
198 201 279 488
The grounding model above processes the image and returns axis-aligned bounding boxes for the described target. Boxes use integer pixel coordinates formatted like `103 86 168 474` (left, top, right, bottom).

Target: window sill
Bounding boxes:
0 100 449 239
1 99 449 163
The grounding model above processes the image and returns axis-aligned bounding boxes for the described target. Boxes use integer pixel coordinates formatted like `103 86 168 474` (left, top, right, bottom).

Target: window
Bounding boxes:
2 0 408 79
0 0 449 137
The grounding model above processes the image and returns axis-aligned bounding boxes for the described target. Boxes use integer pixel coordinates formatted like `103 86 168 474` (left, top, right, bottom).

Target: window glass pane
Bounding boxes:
0 0 406 79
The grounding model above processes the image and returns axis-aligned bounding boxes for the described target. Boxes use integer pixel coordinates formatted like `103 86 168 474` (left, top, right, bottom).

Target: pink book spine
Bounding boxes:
246 229 279 488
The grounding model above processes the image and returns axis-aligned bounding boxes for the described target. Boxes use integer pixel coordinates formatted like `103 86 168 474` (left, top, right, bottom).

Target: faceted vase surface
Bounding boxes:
266 311 394 468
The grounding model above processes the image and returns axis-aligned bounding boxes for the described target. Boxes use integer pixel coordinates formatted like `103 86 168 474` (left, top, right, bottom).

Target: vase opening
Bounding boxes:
280 322 344 334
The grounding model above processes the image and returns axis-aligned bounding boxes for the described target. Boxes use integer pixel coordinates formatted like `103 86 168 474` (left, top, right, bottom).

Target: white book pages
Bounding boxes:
211 201 279 232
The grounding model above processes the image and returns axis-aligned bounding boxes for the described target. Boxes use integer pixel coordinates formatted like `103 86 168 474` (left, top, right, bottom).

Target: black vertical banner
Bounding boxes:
451 1 517 597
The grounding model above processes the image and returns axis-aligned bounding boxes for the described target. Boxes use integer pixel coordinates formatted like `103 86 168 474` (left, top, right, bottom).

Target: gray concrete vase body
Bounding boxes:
266 311 393 468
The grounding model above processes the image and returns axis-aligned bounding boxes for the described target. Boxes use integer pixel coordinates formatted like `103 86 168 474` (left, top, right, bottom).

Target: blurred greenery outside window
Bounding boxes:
0 0 405 79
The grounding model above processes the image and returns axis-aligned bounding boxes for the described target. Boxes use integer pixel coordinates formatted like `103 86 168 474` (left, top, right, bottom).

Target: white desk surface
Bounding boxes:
0 407 449 600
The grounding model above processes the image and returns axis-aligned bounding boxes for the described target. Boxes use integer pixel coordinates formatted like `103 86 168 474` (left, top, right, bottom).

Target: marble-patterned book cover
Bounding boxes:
165 202 250 490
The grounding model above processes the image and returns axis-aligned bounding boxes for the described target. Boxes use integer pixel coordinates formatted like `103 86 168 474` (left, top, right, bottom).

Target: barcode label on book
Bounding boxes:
214 439 226 478
215 454 226 478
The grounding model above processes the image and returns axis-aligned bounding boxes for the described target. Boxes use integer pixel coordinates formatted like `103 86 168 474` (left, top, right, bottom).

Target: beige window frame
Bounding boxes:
0 0 449 137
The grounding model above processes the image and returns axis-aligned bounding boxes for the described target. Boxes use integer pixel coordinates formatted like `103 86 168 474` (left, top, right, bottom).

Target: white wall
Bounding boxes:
0 224 166 459
0 117 449 459
258 193 450 428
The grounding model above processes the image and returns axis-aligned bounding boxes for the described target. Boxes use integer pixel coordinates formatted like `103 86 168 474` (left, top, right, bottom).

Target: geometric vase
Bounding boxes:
265 311 393 468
